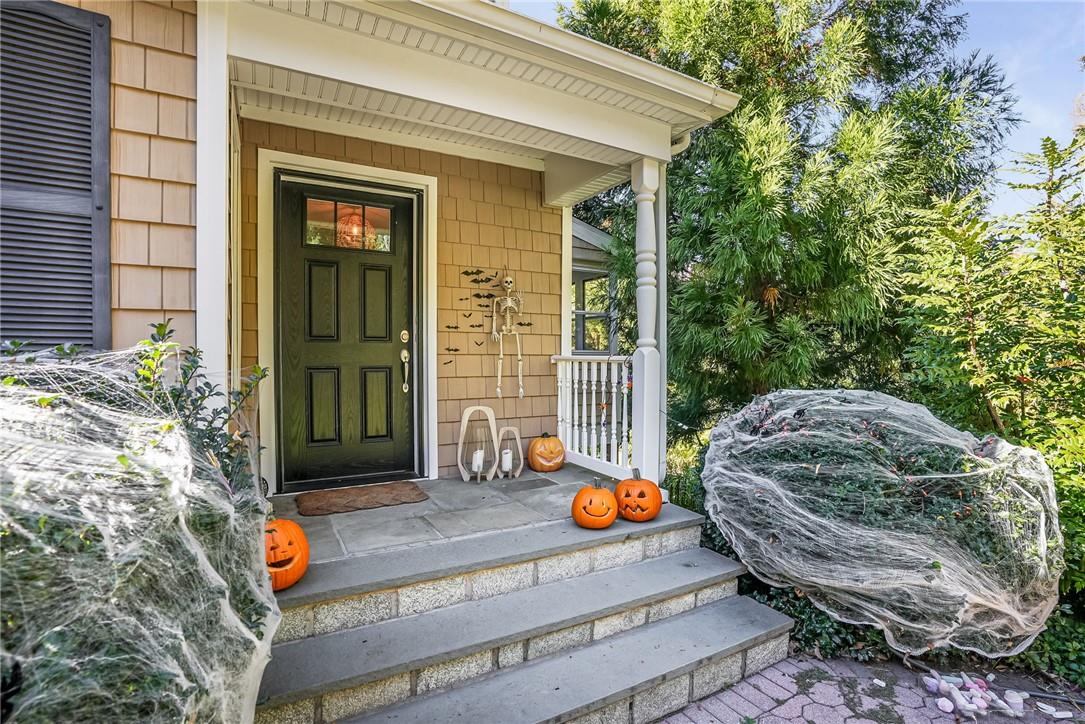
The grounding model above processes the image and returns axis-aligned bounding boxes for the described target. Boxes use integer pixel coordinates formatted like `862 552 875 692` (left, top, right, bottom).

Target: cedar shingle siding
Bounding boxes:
240 121 563 474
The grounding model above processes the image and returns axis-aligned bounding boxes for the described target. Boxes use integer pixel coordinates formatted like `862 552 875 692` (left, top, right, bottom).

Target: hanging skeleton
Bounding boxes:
490 275 525 398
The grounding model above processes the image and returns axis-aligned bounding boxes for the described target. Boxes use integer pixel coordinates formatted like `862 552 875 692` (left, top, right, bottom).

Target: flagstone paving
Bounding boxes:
666 655 1076 724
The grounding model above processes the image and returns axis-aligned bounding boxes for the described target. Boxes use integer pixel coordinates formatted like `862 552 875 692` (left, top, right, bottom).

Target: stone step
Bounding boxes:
257 548 743 722
348 595 793 724
275 505 705 642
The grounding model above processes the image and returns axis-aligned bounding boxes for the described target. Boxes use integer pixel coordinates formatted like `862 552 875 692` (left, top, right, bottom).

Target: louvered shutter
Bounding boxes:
0 1 111 349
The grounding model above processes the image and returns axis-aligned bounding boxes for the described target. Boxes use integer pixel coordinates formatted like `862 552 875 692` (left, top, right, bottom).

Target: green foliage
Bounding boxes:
1 323 271 721
559 0 1019 432
903 132 1085 597
1008 604 1085 687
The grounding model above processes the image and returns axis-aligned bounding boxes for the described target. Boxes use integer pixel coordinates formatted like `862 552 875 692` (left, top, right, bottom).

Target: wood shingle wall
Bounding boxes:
239 120 563 475
59 0 198 347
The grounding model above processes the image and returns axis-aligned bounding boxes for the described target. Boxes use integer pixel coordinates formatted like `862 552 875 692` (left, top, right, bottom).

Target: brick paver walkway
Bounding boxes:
668 655 1076 724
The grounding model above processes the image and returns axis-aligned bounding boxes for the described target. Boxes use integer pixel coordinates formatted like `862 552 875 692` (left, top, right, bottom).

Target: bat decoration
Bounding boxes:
444 347 460 353
469 323 484 329
459 296 470 302
473 292 495 299
442 359 454 366
516 321 533 327
474 340 485 347
444 324 459 330
461 268 484 277
477 303 490 309
473 275 496 285
462 312 473 318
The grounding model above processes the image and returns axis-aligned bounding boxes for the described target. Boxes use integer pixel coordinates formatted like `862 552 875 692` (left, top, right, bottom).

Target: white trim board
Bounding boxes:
195 1 229 387
255 149 440 491
238 106 547 173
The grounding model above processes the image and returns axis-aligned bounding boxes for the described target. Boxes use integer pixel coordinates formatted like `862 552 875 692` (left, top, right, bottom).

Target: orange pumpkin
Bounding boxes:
615 469 663 522
265 518 310 591
526 432 565 472
571 483 618 529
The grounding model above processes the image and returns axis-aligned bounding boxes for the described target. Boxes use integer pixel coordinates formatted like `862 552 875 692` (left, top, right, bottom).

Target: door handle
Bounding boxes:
400 349 410 393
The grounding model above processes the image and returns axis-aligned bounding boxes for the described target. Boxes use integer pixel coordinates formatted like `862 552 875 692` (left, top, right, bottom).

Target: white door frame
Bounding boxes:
254 149 439 492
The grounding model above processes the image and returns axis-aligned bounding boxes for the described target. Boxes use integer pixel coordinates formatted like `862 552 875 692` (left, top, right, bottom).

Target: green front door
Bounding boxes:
276 175 417 491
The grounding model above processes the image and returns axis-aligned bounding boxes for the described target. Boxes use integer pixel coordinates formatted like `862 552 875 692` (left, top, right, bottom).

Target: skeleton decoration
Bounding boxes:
490 275 525 398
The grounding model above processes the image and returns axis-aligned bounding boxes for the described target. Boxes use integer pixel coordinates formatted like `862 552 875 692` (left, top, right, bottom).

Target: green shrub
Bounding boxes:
1 324 273 722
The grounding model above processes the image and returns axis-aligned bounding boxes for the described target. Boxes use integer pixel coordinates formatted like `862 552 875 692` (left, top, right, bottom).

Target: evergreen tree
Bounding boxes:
558 0 1019 431
904 131 1085 595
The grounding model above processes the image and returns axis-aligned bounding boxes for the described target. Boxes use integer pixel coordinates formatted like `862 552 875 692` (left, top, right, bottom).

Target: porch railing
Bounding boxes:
552 354 633 479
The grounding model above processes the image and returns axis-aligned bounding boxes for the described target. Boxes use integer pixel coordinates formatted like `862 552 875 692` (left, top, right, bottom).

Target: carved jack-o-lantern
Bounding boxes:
265 518 310 591
527 432 565 472
615 469 663 522
571 483 618 529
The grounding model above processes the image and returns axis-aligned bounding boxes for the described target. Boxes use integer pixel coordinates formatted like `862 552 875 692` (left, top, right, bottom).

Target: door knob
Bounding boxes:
400 349 410 393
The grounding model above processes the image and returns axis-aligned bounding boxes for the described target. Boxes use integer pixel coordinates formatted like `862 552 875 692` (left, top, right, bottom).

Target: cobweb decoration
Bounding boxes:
702 389 1063 657
0 350 278 722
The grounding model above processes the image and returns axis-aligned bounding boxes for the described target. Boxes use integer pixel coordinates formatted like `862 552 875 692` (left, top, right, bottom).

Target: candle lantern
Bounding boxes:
496 426 524 479
456 406 499 482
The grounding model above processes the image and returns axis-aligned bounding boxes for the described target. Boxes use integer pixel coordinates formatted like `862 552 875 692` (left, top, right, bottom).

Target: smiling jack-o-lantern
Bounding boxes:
571 483 618 529
615 469 663 522
265 518 310 591
527 432 565 472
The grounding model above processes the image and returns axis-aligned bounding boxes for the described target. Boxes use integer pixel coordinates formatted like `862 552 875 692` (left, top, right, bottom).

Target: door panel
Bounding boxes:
277 177 416 490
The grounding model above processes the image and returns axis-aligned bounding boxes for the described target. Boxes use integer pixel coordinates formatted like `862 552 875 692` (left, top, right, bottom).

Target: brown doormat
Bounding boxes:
295 481 429 516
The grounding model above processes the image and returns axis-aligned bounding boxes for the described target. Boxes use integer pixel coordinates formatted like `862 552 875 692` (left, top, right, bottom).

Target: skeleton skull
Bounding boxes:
502 275 514 291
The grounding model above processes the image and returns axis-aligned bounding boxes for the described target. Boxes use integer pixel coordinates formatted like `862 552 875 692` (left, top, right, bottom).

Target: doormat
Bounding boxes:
295 481 428 516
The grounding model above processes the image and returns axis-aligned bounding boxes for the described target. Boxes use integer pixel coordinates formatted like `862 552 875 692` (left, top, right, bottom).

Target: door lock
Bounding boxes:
400 349 410 393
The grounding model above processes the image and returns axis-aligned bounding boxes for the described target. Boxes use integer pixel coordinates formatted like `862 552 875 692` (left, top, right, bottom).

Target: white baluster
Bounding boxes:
589 361 598 458
610 360 619 464
580 360 588 454
620 359 630 466
570 360 580 454
598 362 608 463
555 362 566 445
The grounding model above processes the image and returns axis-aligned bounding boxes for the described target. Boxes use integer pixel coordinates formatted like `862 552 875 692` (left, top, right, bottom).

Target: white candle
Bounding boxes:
471 448 484 472
500 448 513 472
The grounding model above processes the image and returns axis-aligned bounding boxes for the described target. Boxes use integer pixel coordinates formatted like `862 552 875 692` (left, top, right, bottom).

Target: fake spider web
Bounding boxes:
0 349 278 722
701 389 1064 658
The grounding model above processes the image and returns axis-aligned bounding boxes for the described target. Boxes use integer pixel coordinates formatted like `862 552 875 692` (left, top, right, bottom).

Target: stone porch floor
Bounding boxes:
270 463 613 563
667 655 1075 724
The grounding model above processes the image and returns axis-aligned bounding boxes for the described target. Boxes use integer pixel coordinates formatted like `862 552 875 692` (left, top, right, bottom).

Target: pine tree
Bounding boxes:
558 0 1019 430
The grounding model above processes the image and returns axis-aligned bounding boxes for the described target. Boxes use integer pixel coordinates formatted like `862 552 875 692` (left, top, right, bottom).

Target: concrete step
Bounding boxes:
256 548 743 722
348 595 793 724
274 505 705 642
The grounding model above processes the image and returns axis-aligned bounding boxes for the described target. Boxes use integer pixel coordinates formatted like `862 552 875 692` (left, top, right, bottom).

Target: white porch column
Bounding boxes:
630 158 661 481
195 1 230 389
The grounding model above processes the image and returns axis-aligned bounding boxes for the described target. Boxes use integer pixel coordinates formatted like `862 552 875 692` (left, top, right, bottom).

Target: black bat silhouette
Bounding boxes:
461 268 484 277
462 312 473 318
442 359 454 366
473 292 495 299
474 340 485 347
444 347 460 353
444 324 459 330
469 323 484 329
516 321 533 327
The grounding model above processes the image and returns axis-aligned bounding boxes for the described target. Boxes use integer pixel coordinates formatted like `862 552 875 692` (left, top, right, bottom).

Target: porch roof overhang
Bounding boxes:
226 0 740 206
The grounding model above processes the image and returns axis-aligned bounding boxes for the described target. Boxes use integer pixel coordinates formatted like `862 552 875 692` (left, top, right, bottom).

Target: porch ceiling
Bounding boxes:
227 0 741 206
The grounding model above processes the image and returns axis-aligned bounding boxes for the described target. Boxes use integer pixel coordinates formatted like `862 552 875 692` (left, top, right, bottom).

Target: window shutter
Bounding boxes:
0 1 111 349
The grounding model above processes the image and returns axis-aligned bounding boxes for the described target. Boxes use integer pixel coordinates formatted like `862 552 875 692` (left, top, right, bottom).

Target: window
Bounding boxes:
305 197 392 251
571 269 616 354
0 1 111 349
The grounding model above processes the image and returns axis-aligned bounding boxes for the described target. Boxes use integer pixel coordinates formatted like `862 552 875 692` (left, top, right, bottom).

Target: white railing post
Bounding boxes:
551 354 632 479
630 158 661 481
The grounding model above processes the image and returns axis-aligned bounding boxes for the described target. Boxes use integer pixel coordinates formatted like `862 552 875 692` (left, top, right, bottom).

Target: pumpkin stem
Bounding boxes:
631 467 641 480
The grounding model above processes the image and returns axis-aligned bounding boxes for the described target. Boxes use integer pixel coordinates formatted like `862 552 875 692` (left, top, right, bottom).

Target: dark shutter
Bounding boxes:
0 1 111 349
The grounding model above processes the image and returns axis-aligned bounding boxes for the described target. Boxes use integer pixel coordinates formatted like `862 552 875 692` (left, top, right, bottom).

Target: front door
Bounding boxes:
276 175 417 491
